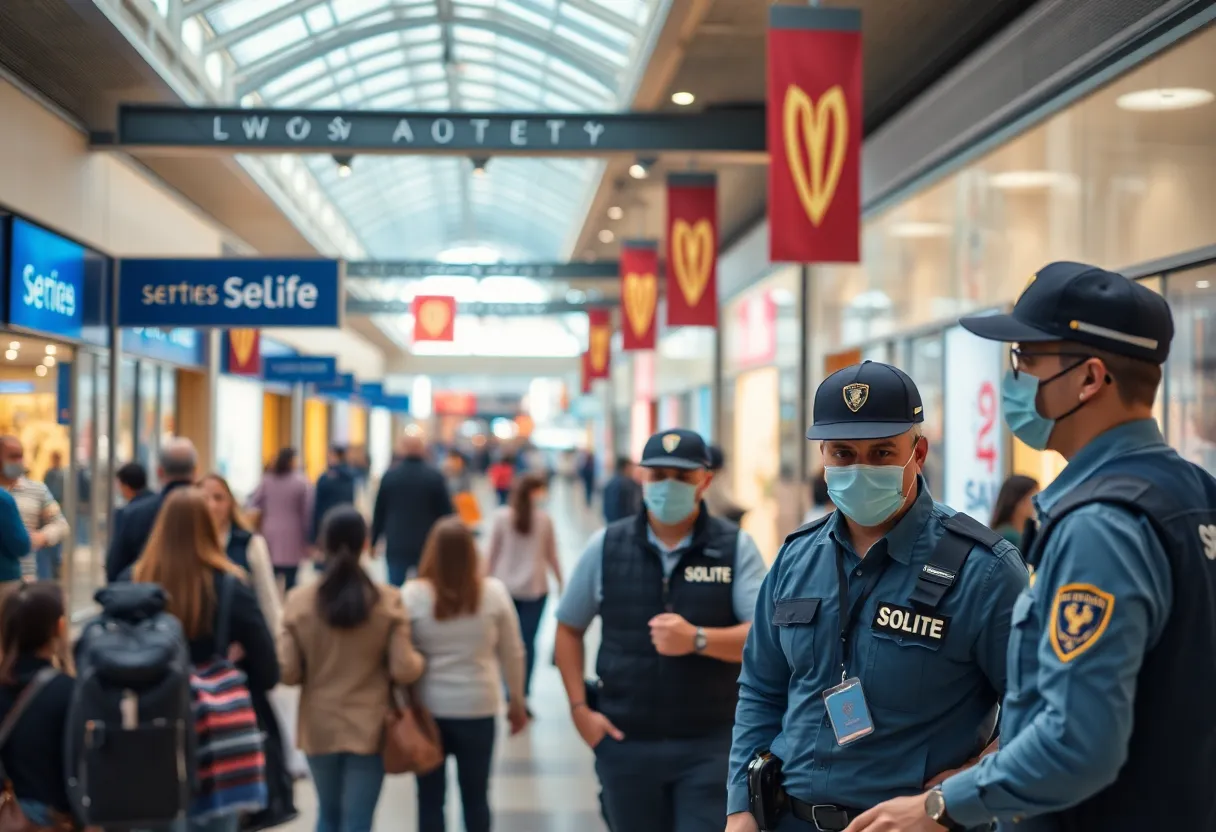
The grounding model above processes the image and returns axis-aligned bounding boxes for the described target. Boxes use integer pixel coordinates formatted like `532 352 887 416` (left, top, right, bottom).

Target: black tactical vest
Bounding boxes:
1028 450 1216 831
595 508 741 741
226 527 252 571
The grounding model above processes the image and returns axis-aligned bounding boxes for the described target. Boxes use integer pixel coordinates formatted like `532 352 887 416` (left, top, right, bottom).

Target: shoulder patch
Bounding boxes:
1049 583 1115 663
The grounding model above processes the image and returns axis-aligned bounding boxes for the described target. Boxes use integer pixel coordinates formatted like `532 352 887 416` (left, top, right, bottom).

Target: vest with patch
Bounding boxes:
1028 449 1216 831
595 509 740 740
226 527 252 571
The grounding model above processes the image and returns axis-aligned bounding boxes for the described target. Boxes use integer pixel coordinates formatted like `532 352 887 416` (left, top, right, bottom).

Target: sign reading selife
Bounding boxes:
116 258 342 328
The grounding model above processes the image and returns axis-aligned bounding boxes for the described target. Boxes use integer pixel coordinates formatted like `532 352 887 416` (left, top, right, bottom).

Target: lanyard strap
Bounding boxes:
834 544 891 684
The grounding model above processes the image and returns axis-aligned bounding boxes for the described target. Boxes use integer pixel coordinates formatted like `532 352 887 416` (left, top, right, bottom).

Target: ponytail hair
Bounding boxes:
315 506 378 629
510 472 547 535
0 582 65 684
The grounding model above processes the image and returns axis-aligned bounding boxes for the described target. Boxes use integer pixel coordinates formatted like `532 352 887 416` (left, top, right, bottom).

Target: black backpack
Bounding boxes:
67 583 194 827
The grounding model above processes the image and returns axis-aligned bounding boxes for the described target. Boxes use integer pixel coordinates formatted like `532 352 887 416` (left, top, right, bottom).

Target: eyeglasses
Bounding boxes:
1009 347 1094 380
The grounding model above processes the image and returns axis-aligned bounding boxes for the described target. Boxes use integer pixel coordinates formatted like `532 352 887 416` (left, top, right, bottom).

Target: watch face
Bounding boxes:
925 790 945 820
694 630 707 650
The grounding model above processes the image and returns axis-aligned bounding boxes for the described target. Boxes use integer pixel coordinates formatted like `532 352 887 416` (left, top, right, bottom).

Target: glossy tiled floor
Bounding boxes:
280 477 608 832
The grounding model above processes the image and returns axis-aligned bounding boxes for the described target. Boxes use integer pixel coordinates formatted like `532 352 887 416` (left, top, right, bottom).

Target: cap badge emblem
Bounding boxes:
662 433 681 453
843 383 869 413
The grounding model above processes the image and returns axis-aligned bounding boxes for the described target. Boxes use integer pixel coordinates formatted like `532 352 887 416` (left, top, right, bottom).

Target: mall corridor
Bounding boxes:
281 480 608 832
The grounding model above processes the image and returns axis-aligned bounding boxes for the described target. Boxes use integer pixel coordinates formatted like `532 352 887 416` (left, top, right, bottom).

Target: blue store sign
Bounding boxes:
8 218 86 339
313 372 358 398
116 258 343 328
360 382 411 413
263 356 338 384
122 327 205 367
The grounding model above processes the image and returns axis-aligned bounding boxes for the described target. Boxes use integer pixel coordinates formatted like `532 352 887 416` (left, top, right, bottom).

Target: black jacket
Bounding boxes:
311 465 357 543
602 474 643 524
371 458 454 570
0 655 75 815
105 480 190 583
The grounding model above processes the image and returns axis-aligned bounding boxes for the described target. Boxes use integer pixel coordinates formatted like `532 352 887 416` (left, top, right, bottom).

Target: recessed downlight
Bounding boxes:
889 221 951 239
629 163 649 180
4 350 16 361
607 206 624 221
671 91 695 106
989 170 1071 191
1117 87 1213 112
35 365 47 377
598 229 615 244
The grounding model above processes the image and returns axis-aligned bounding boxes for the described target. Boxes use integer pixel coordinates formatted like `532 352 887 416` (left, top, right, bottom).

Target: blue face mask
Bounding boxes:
1 463 22 481
1001 369 1056 451
644 479 700 525
824 454 914 527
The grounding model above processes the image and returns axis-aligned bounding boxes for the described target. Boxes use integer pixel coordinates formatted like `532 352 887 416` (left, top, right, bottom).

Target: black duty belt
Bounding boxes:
789 798 863 831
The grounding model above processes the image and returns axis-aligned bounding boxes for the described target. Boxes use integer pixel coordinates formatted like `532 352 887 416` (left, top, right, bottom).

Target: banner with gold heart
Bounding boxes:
411 295 456 342
619 241 659 351
767 5 862 264
225 328 261 376
666 173 718 328
586 309 612 379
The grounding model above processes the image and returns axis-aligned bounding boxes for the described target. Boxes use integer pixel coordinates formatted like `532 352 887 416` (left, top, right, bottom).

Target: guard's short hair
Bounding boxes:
1087 347 1162 408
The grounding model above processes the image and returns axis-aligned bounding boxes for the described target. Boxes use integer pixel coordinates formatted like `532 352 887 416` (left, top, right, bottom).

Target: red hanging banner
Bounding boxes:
619 241 659 351
580 351 593 394
767 6 863 264
226 329 261 376
666 173 718 327
587 309 612 379
412 295 456 342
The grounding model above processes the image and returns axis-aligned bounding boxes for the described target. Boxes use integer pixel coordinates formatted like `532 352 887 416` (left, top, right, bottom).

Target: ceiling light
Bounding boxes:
629 163 649 180
607 206 623 221
34 365 47 378
1117 87 1214 112
43 356 55 367
4 350 15 361
889 221 951 239
988 170 1071 191
671 91 695 106
332 153 354 178
7 342 17 351
598 229 615 244
1198 280 1211 290
45 345 56 355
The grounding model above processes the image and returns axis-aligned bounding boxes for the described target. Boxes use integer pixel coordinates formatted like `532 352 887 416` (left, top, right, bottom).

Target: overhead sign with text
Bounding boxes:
262 356 338 384
345 261 620 280
112 105 766 155
116 258 342 327
8 218 86 340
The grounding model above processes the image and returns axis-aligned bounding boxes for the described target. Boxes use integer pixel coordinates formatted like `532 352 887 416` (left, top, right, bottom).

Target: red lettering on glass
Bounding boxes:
976 381 997 473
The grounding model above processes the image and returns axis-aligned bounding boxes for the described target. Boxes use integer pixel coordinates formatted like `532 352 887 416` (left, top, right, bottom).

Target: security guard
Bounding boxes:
849 262 1216 831
554 428 768 832
727 361 1027 832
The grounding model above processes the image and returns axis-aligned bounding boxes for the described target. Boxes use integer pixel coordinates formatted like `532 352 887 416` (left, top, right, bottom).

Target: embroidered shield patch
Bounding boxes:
661 433 681 453
1049 583 1115 662
842 383 869 413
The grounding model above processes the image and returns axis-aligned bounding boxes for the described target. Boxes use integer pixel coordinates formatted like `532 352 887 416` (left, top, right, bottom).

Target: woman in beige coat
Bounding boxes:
278 505 425 832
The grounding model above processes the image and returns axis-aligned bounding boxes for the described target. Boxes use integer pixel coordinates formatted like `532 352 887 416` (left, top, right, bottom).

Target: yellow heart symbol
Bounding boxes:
590 326 610 372
623 273 657 339
230 329 256 365
672 219 714 307
783 83 848 227
418 299 451 338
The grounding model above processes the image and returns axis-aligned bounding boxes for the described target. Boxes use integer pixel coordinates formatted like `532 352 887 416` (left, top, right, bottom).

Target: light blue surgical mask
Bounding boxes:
1001 369 1056 451
1 463 23 481
824 454 915 527
644 479 700 525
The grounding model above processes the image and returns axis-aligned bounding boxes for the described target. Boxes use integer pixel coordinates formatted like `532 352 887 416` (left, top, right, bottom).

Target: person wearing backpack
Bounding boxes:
131 487 280 832
277 505 426 832
0 582 76 829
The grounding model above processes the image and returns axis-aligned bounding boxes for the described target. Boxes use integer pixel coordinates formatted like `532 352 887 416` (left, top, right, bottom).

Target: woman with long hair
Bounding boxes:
248 448 313 593
405 517 528 832
277 506 425 832
0 582 76 829
486 472 562 707
989 474 1041 550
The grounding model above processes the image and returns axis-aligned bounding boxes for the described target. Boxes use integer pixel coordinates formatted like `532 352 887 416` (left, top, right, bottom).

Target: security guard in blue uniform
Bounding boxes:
555 428 768 832
850 262 1216 832
727 362 1027 832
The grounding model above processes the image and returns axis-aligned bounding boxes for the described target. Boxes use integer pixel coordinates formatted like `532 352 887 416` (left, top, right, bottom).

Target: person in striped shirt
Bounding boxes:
0 437 68 581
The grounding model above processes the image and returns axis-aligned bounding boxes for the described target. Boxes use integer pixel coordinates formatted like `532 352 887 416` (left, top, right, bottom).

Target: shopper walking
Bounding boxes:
371 436 454 587
249 448 314 594
278 506 426 832
0 436 68 582
106 437 198 583
312 447 357 545
988 474 1040 549
404 517 529 832
486 472 563 706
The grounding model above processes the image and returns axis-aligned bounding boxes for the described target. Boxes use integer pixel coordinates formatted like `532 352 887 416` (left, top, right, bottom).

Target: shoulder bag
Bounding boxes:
0 667 74 832
382 685 444 776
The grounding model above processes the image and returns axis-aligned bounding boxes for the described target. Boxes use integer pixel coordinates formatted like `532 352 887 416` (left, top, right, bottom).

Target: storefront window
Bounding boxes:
1165 262 1216 473
138 362 158 486
116 359 137 483
160 367 177 445
905 333 945 497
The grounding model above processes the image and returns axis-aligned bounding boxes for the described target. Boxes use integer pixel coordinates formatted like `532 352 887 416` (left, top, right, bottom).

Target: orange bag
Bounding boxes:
453 491 481 526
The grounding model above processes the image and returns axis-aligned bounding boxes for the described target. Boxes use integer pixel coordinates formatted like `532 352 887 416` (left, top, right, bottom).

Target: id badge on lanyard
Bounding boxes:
823 547 888 746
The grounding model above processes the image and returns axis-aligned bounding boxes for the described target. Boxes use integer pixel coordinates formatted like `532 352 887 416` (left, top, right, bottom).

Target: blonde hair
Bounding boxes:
132 487 245 640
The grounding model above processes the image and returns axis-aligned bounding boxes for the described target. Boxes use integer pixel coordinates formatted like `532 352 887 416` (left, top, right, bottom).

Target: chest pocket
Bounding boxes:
773 598 821 677
1005 591 1039 696
863 626 945 714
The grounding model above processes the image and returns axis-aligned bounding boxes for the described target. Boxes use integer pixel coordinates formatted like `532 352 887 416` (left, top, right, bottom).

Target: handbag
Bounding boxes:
453 491 481 526
0 667 74 832
382 686 444 776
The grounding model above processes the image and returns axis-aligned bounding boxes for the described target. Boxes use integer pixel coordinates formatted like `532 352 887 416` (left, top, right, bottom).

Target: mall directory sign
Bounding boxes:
262 356 338 384
116 258 342 328
8 218 86 340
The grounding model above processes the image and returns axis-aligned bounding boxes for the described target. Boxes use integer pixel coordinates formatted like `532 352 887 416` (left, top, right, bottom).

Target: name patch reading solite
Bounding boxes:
871 602 950 646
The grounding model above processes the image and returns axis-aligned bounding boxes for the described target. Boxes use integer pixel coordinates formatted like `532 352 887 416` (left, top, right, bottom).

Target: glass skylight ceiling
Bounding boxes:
193 0 666 261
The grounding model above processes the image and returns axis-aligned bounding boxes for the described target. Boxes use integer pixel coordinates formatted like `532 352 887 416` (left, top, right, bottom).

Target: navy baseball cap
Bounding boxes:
639 429 710 470
960 261 1174 364
806 361 924 441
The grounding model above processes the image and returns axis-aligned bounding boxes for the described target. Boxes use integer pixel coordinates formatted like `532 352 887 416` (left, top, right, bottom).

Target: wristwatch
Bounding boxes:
693 627 708 653
925 789 961 830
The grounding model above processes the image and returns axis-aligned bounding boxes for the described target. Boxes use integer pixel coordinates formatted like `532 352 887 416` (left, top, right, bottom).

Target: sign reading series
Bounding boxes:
8 218 86 340
767 6 863 263
116 258 342 328
666 173 718 328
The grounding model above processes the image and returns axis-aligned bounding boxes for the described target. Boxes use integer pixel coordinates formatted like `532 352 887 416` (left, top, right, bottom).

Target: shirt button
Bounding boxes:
854 568 863 577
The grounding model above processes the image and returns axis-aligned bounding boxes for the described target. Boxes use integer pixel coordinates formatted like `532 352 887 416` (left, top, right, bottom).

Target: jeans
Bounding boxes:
495 489 510 506
512 596 547 698
386 561 417 588
594 734 730 832
307 752 385 832
274 566 299 592
416 716 496 832
36 545 61 580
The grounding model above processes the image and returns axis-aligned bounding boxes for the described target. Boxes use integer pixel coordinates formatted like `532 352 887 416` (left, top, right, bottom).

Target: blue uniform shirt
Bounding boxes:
727 477 1027 814
942 420 1174 829
555 521 768 630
